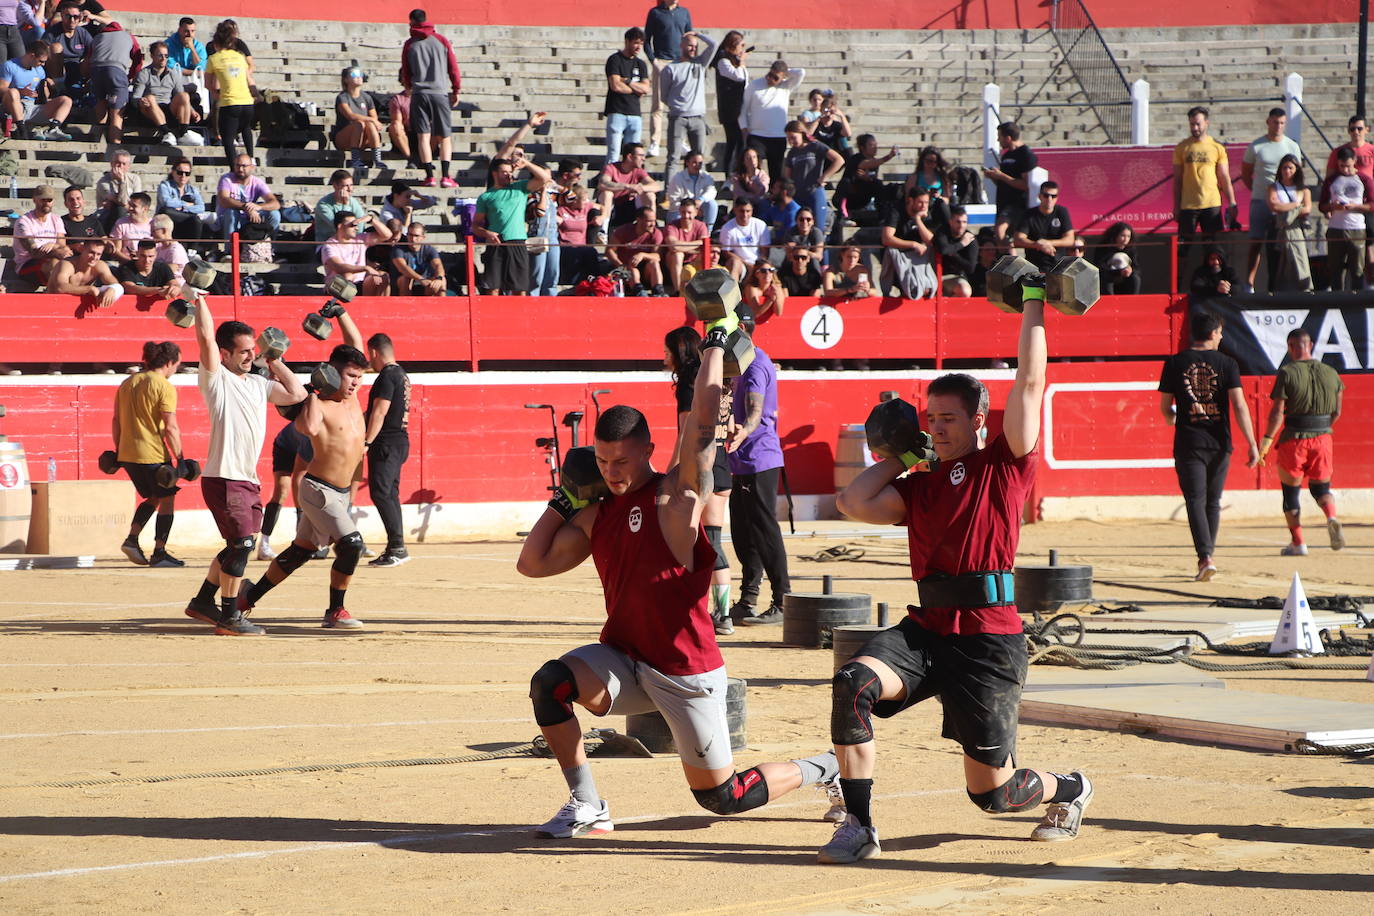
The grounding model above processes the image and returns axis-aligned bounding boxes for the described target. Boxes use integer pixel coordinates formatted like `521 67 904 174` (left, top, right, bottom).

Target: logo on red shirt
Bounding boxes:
949 462 966 485
628 505 643 533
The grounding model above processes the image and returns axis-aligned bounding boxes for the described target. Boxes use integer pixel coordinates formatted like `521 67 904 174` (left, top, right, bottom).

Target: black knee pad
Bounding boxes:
275 542 314 575
968 769 1044 813
831 661 883 746
331 531 365 576
1309 480 1332 500
221 536 255 577
529 659 579 727
705 525 729 571
691 767 770 815
1282 483 1302 513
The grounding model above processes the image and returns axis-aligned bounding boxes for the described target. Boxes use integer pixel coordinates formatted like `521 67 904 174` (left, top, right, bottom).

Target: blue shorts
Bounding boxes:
1249 199 1275 240
91 65 130 110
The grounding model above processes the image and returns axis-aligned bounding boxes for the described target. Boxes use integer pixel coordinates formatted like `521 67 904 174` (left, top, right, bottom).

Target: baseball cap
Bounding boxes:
32 184 58 201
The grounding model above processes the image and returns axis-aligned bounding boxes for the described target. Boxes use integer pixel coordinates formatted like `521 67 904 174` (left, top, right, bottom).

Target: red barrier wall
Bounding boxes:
114 1 1355 30
4 367 1371 509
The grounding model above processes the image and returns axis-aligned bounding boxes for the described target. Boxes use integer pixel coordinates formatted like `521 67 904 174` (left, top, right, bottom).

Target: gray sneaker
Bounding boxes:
215 612 266 636
740 604 784 626
121 538 149 566
1031 772 1093 841
1328 518 1345 551
817 813 880 864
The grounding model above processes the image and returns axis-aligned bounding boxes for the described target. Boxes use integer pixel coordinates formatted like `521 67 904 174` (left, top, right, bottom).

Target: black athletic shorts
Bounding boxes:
712 447 731 493
857 615 1027 767
121 461 178 499
271 423 312 474
1178 207 1223 237
483 243 529 294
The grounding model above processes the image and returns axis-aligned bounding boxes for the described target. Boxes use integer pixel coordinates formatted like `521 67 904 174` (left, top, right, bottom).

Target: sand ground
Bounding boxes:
2 516 1372 914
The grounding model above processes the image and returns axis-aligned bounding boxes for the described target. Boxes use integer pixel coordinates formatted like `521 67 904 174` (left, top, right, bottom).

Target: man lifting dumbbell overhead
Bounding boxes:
236 305 371 630
819 258 1095 865
182 301 307 636
516 268 842 839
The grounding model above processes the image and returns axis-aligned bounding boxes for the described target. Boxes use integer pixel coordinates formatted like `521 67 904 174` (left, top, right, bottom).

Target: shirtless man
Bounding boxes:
48 238 124 308
237 306 369 629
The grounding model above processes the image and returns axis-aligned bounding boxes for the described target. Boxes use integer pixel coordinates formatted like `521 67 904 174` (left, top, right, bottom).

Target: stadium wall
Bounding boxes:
114 1 1355 31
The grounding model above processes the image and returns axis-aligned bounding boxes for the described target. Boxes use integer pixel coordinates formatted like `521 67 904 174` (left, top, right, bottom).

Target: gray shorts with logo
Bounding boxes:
566 643 733 771
296 473 356 548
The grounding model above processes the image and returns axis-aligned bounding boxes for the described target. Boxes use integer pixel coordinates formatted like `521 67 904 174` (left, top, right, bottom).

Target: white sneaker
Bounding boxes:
820 773 847 824
535 796 612 838
1328 518 1345 551
181 130 205 147
1280 542 1308 557
648 143 661 158
256 538 277 561
817 813 880 864
1031 772 1093 841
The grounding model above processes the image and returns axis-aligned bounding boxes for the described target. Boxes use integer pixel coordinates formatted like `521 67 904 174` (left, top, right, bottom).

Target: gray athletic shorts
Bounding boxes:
566 642 733 771
296 473 356 548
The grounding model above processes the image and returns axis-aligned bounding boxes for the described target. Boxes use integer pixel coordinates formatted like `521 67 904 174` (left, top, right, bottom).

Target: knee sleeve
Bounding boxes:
275 542 314 576
220 536 255 577
967 769 1044 813
331 531 365 576
1309 481 1331 500
831 661 883 746
1282 483 1302 513
692 767 770 815
529 659 579 727
706 525 728 571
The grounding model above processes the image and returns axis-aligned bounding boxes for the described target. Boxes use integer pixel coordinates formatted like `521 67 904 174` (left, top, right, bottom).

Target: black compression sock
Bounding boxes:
220 595 237 622
153 513 173 546
329 587 346 610
246 576 279 605
1048 772 1084 803
261 501 281 537
130 500 156 533
423 162 435 179
840 777 874 827
195 578 218 604
440 159 451 178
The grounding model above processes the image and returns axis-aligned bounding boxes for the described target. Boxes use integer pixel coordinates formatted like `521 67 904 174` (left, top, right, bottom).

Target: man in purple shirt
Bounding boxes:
725 305 790 626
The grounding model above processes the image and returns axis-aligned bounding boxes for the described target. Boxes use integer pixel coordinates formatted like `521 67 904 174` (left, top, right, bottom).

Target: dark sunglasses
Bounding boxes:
175 170 192 175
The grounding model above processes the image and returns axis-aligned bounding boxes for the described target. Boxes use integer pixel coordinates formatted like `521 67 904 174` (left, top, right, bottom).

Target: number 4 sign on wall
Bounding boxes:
801 303 844 351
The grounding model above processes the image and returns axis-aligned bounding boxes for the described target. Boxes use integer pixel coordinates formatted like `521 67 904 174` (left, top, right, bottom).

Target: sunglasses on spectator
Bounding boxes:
175 170 191 175
758 266 776 273
1040 191 1058 198
797 215 813 221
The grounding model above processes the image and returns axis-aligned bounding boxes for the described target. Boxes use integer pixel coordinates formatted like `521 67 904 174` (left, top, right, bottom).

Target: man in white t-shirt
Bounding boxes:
717 197 771 279
1240 108 1302 291
183 297 306 636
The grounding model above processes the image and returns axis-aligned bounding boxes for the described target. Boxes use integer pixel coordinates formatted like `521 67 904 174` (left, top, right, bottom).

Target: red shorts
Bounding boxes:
1276 434 1334 483
201 477 263 540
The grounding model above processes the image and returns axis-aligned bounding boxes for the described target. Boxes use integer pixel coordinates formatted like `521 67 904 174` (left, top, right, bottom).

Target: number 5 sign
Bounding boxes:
800 303 844 350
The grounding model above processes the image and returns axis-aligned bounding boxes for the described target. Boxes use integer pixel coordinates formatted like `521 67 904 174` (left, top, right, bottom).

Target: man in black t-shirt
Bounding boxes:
365 332 413 567
984 121 1037 240
780 249 823 295
603 28 651 167
934 205 978 296
1158 311 1260 581
62 187 103 242
117 241 182 297
1012 182 1075 272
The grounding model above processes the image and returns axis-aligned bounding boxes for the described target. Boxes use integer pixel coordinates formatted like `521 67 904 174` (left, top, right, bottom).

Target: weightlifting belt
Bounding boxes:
1283 414 1332 434
917 570 1015 609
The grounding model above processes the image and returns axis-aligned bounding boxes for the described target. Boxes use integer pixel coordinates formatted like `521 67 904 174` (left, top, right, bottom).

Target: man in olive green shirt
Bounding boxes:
113 340 185 567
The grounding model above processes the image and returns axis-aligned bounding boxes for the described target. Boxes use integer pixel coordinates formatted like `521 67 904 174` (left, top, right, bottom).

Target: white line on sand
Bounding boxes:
0 718 530 740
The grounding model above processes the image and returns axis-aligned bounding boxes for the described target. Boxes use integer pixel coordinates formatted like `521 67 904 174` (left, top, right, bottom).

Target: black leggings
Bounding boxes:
718 104 742 172
1175 448 1231 561
217 104 255 166
728 466 790 605
367 436 410 551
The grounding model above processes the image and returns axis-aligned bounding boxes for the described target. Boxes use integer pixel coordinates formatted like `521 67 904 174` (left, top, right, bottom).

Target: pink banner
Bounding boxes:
1035 144 1248 235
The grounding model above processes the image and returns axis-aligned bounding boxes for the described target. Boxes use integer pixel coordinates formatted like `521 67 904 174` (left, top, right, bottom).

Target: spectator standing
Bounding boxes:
1158 311 1260 580
1241 108 1302 292
400 8 461 187
41 2 92 94
717 197 770 279
110 191 154 262
495 112 560 297
314 169 365 244
603 27 650 167
118 239 182 298
1267 154 1312 292
130 41 201 146
473 153 551 296
666 149 718 229
334 65 384 172
662 197 708 293
1 40 74 140
1318 147 1374 291
204 19 256 166
1013 181 1075 271
596 142 659 233
1325 116 1374 287
390 223 445 295
984 121 1037 241
156 157 212 241
740 60 804 183
14 184 70 288
151 214 190 269
1189 247 1238 298
1172 106 1236 250
880 188 938 299
725 306 790 626
111 339 185 568
216 153 280 244
783 119 843 236
62 186 101 242
85 16 141 144
711 29 748 172
730 145 769 209
607 206 666 296
1094 221 1140 295
365 333 412 566
659 30 716 185
321 211 394 295
643 0 692 159
934 205 978 297
95 147 141 231
741 259 785 322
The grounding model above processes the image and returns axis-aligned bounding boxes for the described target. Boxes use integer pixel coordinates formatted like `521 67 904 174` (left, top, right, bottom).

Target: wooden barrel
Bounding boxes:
0 440 31 553
782 592 872 648
832 624 887 674
626 677 747 754
833 424 871 495
1015 564 1093 615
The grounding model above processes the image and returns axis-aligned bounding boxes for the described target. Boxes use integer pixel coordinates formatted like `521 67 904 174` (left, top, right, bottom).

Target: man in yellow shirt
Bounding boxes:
113 341 185 567
1173 106 1237 251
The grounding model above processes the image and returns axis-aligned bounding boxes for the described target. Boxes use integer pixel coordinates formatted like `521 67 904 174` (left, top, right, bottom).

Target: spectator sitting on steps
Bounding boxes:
129 40 202 146
934 204 978 297
151 214 190 270
314 169 365 245
216 153 280 246
321 210 395 296
1189 246 1237 299
95 147 141 232
118 239 184 299
14 184 71 290
1013 180 1075 272
1094 221 1141 295
334 64 384 174
717 197 771 281
663 197 709 295
596 141 659 234
110 191 155 263
1 40 75 141
880 186 937 299
157 157 213 242
390 222 446 296
607 205 666 297
741 258 785 322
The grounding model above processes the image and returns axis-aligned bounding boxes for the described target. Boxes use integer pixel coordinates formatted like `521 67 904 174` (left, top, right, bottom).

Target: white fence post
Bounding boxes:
1131 78 1150 146
983 83 1002 203
1284 72 1304 146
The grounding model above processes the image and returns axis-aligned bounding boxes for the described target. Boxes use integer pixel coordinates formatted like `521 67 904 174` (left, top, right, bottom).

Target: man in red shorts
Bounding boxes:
516 311 840 838
182 296 305 635
819 288 1092 864
1258 328 1345 555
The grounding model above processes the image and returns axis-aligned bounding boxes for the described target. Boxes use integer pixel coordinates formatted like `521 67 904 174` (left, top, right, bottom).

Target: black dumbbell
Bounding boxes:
166 298 195 328
865 398 936 467
257 327 290 361
560 445 609 504
155 457 202 489
97 450 119 474
302 298 349 341
276 363 342 421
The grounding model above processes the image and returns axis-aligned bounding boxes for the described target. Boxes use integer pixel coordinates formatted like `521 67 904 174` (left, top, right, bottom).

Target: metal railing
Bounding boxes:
1050 0 1133 143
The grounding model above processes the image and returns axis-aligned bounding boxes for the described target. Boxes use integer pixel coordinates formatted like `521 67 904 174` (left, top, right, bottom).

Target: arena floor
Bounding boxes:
2 516 1372 914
